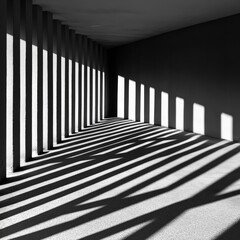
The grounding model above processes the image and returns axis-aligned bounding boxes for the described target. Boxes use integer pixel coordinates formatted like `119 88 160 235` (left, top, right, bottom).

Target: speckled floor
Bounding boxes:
1 118 240 240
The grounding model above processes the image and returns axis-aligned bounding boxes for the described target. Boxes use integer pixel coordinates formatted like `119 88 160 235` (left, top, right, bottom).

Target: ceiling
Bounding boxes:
33 0 240 47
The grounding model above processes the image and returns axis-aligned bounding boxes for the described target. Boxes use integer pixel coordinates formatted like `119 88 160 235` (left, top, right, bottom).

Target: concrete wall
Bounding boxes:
108 14 240 142
0 0 7 181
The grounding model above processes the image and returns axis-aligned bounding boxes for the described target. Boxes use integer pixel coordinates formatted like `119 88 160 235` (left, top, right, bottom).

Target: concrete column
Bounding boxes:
100 46 103 120
64 26 69 136
37 6 43 154
68 30 72 134
46 12 53 148
52 20 59 145
33 5 43 154
42 12 48 149
83 37 88 128
91 41 95 124
97 44 102 122
55 20 61 143
25 0 32 161
0 0 7 182
74 34 79 132
106 49 117 118
89 39 93 125
6 0 21 171
13 0 21 170
70 30 76 134
77 35 83 131
102 48 107 119
95 43 99 122
60 26 66 139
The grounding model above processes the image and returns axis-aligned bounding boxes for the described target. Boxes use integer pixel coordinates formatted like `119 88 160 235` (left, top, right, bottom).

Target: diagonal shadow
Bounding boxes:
0 130 203 220
3 145 240 240
213 219 240 240
1 119 239 240
1 143 237 238
1 123 171 193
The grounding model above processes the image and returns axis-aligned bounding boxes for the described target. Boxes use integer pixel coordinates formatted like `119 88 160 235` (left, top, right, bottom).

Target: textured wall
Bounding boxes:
108 14 240 141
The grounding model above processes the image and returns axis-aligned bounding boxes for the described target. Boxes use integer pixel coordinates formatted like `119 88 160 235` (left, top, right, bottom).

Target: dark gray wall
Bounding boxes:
108 14 240 141
0 0 7 181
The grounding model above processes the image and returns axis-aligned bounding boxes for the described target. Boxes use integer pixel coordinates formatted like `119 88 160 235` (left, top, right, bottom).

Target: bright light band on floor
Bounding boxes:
176 97 184 131
128 79 136 121
193 103 205 135
149 87 155 125
221 113 233 141
161 91 169 127
61 56 65 138
32 44 38 156
140 84 145 122
117 75 125 118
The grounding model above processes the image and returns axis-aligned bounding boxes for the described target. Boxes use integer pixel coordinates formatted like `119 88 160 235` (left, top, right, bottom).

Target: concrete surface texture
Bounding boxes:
107 13 240 141
1 118 240 239
33 0 240 47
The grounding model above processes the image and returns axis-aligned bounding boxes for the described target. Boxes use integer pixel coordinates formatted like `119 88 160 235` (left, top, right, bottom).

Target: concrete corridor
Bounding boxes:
1 118 240 240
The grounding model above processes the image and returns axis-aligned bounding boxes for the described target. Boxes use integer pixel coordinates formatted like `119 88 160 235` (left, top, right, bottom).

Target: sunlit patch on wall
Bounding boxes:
128 80 136 121
6 33 13 172
161 91 169 127
43 49 48 147
117 75 125 118
32 44 38 156
140 84 145 123
61 56 65 138
149 87 155 125
68 59 72 134
176 97 184 131
87 66 90 126
20 39 26 164
53 53 57 146
81 64 84 129
193 103 205 135
97 70 101 122
221 113 233 141
75 61 79 132
92 68 96 124
102 71 105 119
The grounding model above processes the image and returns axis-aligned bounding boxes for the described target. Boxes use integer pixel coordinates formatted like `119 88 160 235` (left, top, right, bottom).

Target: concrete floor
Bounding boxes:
1 118 240 240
